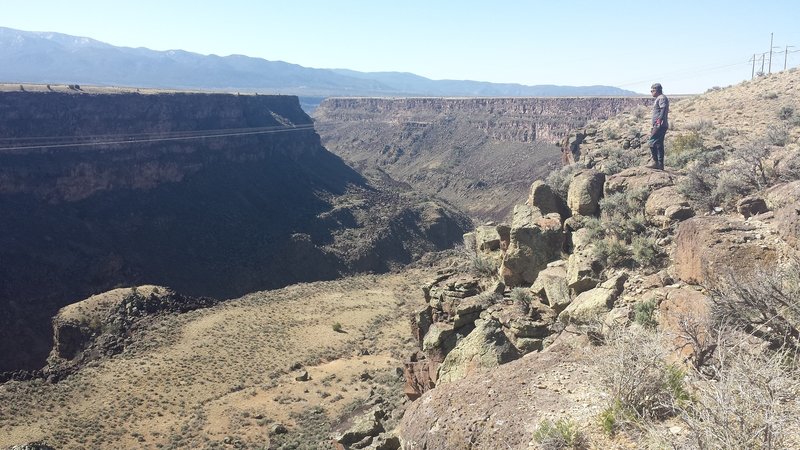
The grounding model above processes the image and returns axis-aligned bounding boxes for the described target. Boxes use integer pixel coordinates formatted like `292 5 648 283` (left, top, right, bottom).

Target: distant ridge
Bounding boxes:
0 27 639 98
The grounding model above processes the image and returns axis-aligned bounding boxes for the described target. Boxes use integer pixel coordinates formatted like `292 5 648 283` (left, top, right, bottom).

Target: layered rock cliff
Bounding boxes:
0 89 471 371
313 97 651 220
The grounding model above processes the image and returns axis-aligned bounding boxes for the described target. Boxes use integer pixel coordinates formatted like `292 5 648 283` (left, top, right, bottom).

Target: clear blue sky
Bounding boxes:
4 0 799 94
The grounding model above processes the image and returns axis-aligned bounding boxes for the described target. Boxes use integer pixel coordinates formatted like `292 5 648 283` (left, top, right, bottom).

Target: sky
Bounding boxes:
3 0 800 94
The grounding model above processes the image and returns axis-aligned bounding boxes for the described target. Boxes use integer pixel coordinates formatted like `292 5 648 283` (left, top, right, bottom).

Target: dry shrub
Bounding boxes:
598 327 689 434
710 261 800 351
672 345 800 450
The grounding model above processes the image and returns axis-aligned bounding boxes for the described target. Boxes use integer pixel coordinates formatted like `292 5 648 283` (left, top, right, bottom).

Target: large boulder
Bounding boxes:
566 247 602 295
530 265 571 312
527 180 571 221
737 196 769 218
764 180 800 210
645 185 694 226
604 166 674 196
335 407 385 448
558 273 628 325
775 201 800 250
474 225 503 253
656 287 714 364
567 169 605 216
500 206 564 287
437 318 520 384
674 216 779 284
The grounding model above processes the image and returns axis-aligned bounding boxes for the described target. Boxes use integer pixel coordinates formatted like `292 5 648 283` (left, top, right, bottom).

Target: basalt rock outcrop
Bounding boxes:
0 90 472 371
314 97 650 220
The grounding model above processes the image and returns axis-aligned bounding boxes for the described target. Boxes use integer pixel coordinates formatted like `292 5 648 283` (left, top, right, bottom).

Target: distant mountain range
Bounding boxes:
0 27 639 98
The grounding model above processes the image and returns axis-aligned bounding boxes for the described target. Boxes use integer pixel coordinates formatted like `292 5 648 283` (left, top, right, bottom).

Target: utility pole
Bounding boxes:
751 53 757 79
768 33 774 73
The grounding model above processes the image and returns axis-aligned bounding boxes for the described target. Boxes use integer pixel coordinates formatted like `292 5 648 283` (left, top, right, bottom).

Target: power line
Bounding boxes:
0 123 317 152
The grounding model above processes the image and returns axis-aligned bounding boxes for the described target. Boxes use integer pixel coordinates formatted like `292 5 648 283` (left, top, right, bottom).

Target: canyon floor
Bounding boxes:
0 264 444 449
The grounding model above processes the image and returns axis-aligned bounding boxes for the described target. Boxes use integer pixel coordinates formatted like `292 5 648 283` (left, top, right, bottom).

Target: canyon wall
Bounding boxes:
314 97 652 220
0 90 471 371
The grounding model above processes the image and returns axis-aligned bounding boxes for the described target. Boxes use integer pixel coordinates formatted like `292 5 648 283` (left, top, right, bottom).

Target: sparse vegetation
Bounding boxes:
532 418 588 449
598 327 690 429
633 299 658 329
510 287 533 307
546 162 584 200
471 254 500 278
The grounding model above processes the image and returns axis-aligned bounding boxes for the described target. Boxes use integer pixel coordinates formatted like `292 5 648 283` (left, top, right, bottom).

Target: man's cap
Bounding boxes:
651 83 663 91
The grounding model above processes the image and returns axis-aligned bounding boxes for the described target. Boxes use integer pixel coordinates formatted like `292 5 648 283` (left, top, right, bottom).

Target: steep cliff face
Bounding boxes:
314 97 652 220
0 90 471 371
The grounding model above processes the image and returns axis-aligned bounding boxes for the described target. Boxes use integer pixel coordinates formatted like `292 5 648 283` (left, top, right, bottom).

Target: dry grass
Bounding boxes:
0 272 425 449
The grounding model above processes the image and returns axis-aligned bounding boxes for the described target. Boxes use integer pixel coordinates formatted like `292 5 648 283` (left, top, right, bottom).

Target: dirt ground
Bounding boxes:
0 270 431 449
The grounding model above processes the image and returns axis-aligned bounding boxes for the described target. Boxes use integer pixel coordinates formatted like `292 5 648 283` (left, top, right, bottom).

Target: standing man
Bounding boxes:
648 83 669 170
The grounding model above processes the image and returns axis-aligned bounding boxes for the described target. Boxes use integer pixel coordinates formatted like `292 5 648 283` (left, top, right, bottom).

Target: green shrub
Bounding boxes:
546 163 584 200
510 287 533 306
332 322 343 333
598 147 636 176
598 400 634 437
631 235 662 269
594 238 632 269
471 255 499 278
532 418 587 450
599 328 688 422
599 190 648 242
633 299 658 329
766 124 790 146
684 119 713 132
676 148 727 211
778 105 795 120
631 106 647 121
669 131 704 157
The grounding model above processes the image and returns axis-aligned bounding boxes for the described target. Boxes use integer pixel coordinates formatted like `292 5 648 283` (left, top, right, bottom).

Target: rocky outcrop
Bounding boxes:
567 169 605 216
558 273 628 325
604 166 675 196
527 180 571 221
437 318 520 384
645 185 695 226
673 216 780 284
500 206 564 286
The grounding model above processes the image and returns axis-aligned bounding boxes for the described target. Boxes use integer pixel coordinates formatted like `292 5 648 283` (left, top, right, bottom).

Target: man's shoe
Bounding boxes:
645 161 658 169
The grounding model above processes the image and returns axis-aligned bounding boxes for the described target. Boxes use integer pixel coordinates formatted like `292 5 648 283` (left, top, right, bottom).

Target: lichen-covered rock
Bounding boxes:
558 273 628 324
500 206 564 287
527 180 571 221
645 185 695 226
567 169 605 216
531 265 571 312
566 247 602 295
775 201 800 250
336 408 385 448
437 318 520 384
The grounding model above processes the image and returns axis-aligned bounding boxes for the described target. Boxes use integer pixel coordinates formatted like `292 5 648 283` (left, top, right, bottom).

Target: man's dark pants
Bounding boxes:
649 127 667 167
